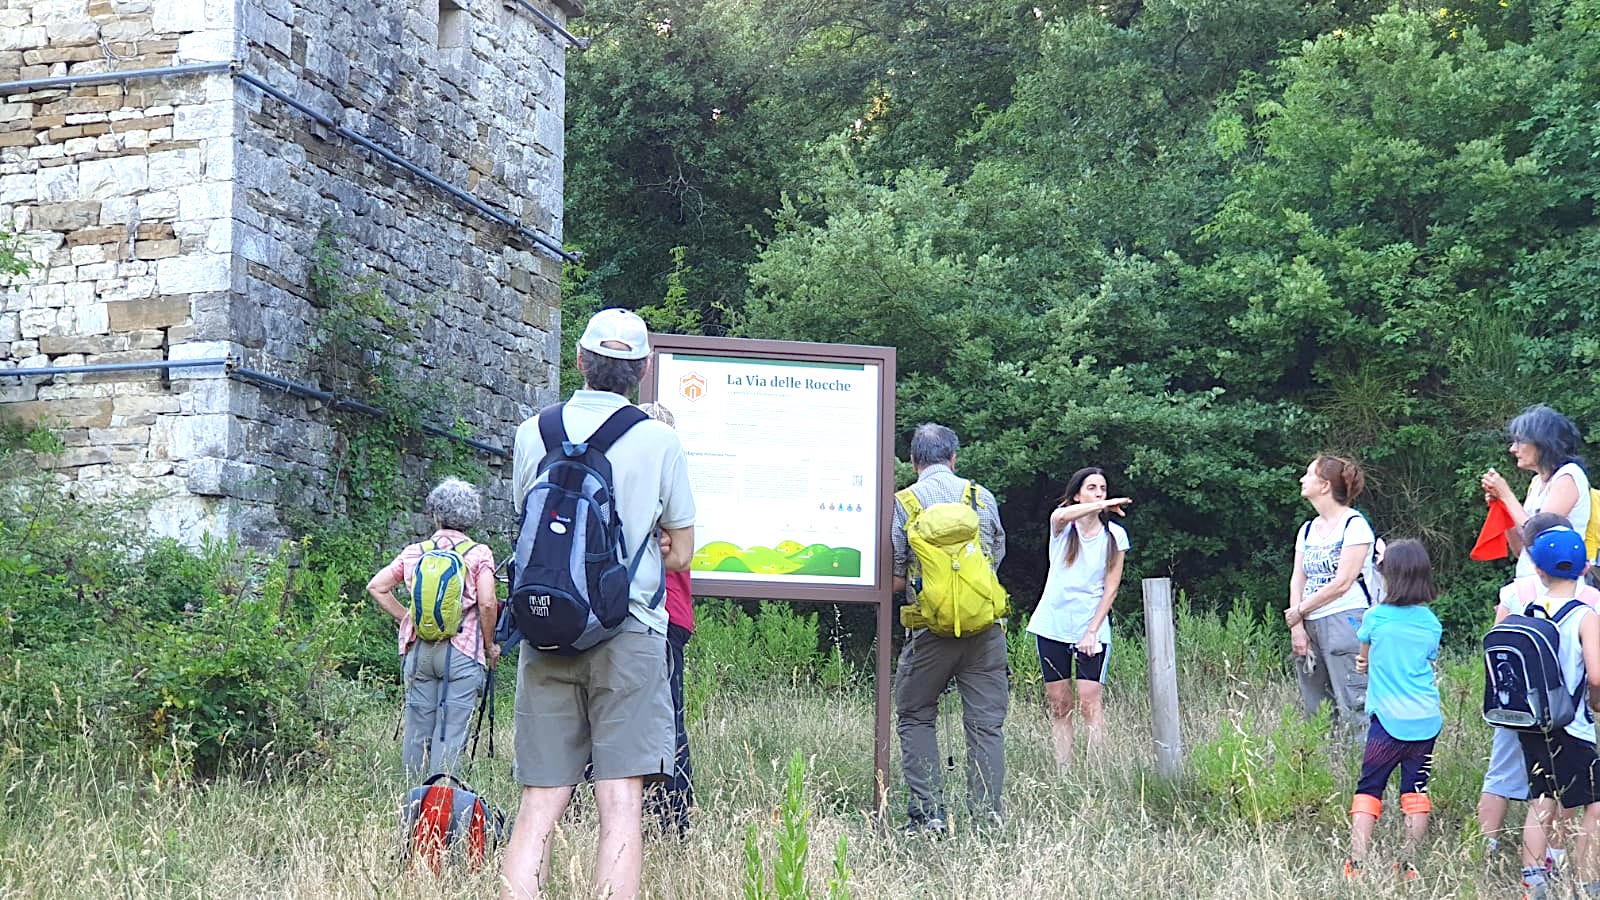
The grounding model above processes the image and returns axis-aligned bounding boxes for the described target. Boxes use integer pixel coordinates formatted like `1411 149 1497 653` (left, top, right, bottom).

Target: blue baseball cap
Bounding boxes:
1530 526 1589 580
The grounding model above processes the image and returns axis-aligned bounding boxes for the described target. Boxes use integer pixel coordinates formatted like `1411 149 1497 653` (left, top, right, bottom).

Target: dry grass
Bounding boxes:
0 666 1525 899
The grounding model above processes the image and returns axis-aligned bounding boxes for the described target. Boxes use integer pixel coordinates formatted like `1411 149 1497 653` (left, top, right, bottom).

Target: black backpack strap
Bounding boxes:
584 406 649 453
536 403 568 451
966 481 978 511
623 525 669 610
1552 598 1587 623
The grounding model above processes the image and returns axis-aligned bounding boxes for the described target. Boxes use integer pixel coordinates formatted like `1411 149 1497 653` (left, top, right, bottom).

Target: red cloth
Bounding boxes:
1471 499 1517 561
664 569 695 632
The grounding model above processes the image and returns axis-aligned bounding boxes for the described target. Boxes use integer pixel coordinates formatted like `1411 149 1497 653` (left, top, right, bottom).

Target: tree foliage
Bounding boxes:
566 0 1600 625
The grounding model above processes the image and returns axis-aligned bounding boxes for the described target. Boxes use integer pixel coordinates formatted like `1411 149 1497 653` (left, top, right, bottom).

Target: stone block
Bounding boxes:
177 181 229 219
168 413 238 458
168 339 236 363
87 425 149 446
172 102 232 141
185 457 269 499
78 155 148 200
0 173 32 203
2 397 114 428
39 329 162 354
139 190 179 218
135 239 180 260
151 1 208 32
19 308 54 338
147 148 202 189
31 201 100 231
106 298 188 330
0 26 46 51
97 196 137 225
155 254 230 294
112 392 181 426
177 29 233 63
43 446 112 468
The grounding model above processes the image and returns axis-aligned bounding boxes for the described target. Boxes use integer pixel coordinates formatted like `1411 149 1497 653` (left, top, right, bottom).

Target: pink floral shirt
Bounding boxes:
384 529 497 665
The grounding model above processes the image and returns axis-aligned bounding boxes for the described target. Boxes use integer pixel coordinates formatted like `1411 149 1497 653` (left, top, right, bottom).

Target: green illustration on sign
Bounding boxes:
692 540 862 578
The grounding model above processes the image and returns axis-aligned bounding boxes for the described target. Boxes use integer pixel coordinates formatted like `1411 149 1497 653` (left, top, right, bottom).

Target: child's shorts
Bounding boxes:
1481 726 1531 801
1355 716 1437 800
1519 730 1600 810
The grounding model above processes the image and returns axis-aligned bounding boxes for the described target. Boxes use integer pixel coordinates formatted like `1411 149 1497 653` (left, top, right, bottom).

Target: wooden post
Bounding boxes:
1142 577 1183 778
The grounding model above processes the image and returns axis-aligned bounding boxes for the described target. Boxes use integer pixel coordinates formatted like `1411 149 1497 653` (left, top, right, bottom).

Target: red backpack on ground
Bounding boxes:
401 773 506 874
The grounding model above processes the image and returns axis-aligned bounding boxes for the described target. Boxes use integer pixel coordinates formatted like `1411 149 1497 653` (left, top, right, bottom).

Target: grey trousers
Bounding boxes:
1294 609 1367 735
894 625 1009 821
401 640 485 781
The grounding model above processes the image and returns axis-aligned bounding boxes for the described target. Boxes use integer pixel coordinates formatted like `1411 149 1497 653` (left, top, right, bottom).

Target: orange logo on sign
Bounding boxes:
679 372 707 402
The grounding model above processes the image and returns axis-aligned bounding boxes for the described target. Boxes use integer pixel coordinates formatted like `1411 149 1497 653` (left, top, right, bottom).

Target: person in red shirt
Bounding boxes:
641 402 695 837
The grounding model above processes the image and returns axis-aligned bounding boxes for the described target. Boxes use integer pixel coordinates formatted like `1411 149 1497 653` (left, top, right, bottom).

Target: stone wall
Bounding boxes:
0 0 582 543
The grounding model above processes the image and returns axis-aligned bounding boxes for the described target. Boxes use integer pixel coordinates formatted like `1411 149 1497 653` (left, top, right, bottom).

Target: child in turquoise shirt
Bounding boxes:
1344 539 1442 881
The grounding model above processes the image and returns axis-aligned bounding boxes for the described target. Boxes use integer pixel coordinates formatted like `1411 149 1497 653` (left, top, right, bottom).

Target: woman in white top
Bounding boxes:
1027 467 1131 768
1285 454 1374 735
1481 404 1591 579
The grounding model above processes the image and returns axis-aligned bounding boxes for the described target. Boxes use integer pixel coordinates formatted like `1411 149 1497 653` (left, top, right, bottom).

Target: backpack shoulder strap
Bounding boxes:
585 406 649 453
1299 519 1314 544
451 538 476 557
536 403 568 451
420 540 436 553
965 481 978 511
895 486 923 519
1553 598 1588 624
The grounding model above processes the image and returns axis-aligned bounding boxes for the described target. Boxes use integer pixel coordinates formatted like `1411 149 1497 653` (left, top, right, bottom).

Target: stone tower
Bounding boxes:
0 0 584 542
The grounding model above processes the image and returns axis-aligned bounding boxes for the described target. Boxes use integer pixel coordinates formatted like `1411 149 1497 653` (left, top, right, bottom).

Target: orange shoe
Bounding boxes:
1342 859 1362 881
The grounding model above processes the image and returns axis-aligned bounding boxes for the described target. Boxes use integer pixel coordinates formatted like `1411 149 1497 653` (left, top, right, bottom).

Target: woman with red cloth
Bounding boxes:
1480 404 1591 577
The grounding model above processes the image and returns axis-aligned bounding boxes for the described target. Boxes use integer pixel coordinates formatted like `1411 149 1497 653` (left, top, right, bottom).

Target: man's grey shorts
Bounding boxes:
1482 725 1531 801
513 625 674 786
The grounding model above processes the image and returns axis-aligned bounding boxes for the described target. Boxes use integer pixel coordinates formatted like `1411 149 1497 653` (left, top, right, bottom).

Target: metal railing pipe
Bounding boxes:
0 61 234 95
509 0 591 50
232 71 578 263
0 357 229 377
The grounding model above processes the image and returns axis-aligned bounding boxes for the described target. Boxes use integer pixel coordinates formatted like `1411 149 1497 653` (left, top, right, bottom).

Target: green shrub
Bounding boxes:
689 601 823 696
1175 595 1282 693
1190 704 1338 825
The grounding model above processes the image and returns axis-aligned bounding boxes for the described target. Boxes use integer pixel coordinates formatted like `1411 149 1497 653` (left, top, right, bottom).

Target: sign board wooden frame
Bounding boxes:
639 335 897 813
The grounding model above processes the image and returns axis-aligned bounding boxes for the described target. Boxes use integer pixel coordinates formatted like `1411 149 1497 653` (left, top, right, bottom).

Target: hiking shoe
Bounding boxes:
1523 878 1549 900
1394 861 1419 882
1342 859 1361 881
903 815 946 838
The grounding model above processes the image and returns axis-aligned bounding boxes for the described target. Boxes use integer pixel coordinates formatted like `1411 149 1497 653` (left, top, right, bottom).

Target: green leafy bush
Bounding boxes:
0 422 359 778
1190 704 1338 825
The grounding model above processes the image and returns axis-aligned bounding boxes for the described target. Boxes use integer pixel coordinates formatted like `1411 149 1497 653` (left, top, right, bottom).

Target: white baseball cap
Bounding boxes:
577 308 651 360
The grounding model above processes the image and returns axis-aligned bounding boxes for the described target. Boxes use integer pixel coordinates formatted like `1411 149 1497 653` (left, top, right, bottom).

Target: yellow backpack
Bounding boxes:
1587 488 1600 562
897 482 1008 637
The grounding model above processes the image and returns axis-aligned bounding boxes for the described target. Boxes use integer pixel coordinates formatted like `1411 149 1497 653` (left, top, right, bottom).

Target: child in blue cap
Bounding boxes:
1517 526 1600 900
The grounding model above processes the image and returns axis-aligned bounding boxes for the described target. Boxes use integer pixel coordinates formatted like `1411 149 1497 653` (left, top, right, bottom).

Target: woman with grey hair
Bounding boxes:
365 478 500 780
1481 404 1591 578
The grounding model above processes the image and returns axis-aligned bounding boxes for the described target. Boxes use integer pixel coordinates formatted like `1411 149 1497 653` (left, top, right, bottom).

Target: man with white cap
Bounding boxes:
500 308 697 900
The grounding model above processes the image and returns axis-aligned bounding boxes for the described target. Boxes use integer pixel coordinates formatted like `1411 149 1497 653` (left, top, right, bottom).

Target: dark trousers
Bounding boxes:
646 623 694 835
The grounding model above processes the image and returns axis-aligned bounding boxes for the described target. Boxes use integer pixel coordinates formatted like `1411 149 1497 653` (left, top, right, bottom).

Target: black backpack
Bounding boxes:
1482 598 1588 733
508 404 662 654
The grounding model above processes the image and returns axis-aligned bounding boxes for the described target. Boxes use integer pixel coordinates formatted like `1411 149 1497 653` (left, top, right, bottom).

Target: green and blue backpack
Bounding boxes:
410 539 476 642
